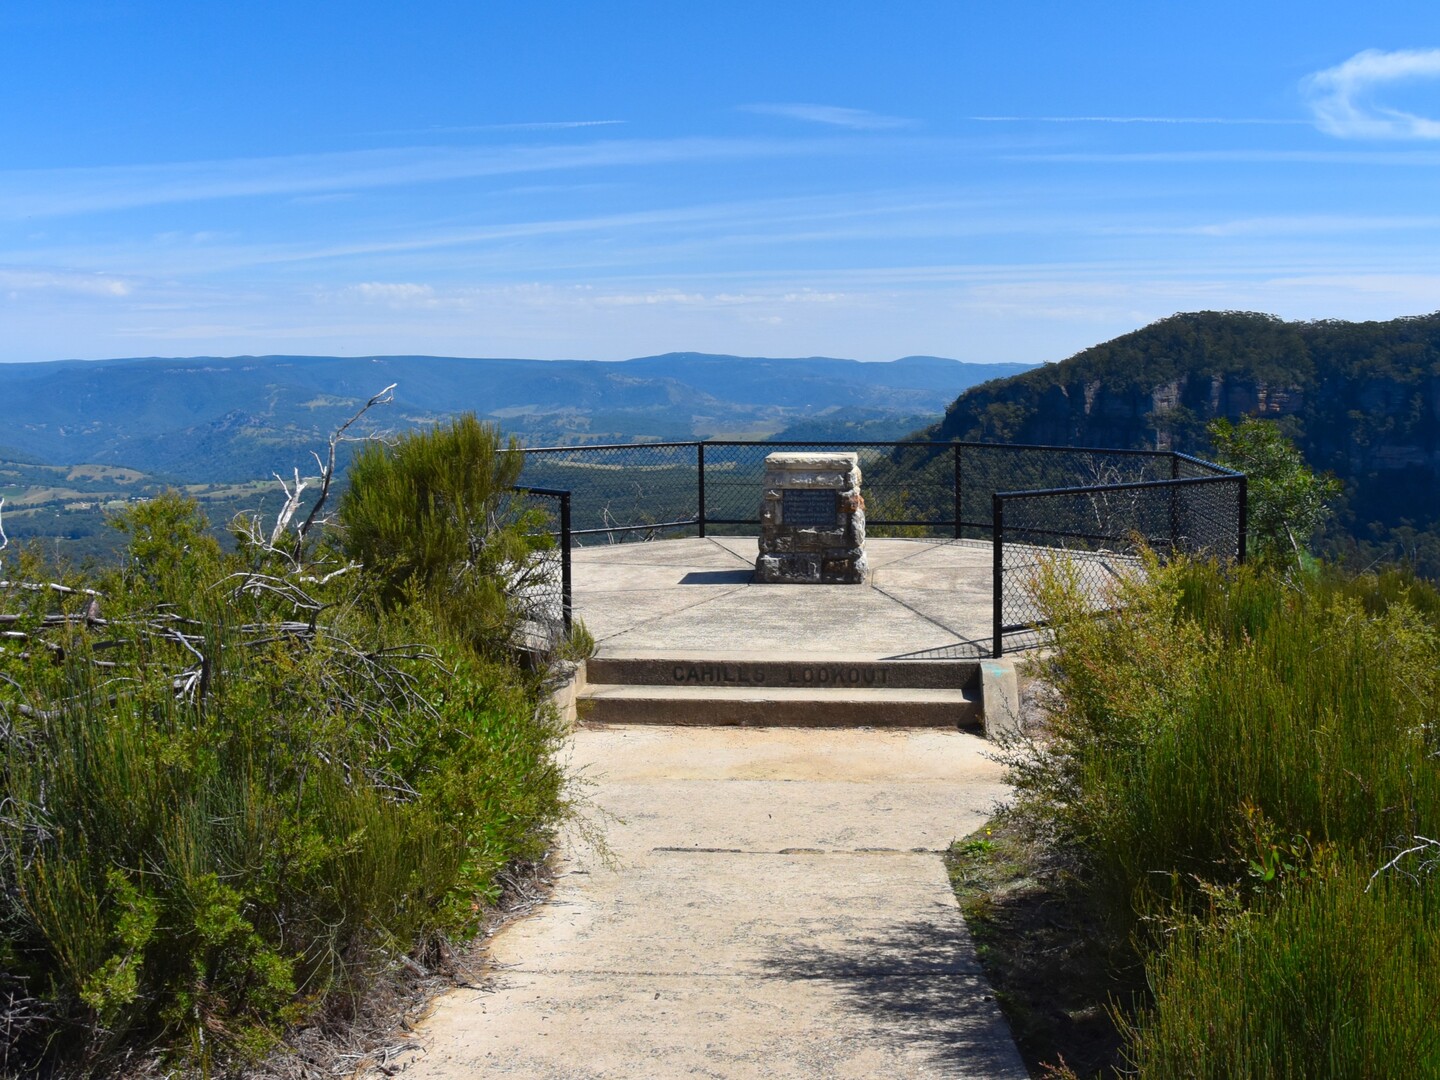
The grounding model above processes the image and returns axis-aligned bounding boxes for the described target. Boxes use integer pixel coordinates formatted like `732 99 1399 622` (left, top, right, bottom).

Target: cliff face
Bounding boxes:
978 371 1306 448
926 310 1440 532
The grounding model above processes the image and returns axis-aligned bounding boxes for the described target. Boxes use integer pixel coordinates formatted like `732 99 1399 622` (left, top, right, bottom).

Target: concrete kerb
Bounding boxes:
978 657 1022 742
546 659 585 728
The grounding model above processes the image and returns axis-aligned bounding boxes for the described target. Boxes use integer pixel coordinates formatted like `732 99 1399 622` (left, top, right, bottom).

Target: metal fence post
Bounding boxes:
559 491 573 633
1237 475 1248 564
953 443 962 539
697 442 706 538
992 493 1004 658
1168 454 1180 558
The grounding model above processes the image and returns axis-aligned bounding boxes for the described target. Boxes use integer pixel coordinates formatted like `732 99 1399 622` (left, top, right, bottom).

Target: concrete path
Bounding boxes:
403 726 1026 1079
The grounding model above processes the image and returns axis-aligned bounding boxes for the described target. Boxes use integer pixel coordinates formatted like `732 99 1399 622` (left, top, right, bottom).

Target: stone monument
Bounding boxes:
754 451 867 584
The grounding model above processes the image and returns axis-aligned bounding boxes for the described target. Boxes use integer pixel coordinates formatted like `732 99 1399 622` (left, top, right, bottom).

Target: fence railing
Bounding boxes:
506 486 572 653
514 441 1244 655
991 467 1245 656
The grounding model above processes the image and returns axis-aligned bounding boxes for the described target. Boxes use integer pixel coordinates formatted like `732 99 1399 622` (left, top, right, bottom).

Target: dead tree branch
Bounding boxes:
1367 834 1440 890
292 383 397 554
233 382 396 566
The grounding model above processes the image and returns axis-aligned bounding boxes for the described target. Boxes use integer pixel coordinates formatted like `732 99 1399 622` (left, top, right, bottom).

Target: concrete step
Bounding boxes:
578 684 980 729
585 652 981 691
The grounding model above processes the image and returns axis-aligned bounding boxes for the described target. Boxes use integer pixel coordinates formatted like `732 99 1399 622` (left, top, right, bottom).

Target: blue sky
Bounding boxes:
2 2 1439 364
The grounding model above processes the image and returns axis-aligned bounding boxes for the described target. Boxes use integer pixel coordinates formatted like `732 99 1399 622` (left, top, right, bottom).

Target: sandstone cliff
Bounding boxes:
924 310 1440 536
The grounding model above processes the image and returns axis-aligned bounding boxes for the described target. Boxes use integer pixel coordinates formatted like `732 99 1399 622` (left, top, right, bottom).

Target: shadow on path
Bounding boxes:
759 916 1027 1076
678 569 756 585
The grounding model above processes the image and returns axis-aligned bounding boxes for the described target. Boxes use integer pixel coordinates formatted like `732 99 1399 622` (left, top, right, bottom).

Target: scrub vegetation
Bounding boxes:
0 412 572 1076
960 422 1440 1077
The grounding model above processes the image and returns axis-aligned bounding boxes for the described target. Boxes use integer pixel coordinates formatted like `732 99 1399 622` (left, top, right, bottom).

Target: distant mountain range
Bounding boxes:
0 352 1032 482
8 319 1440 572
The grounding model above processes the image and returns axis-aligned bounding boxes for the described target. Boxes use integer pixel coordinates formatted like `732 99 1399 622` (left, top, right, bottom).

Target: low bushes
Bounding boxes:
1124 865 1440 1078
1016 556 1440 1076
0 476 568 1073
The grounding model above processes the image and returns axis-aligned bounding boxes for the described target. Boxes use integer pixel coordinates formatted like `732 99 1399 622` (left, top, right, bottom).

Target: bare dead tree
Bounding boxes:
0 385 445 724
294 383 397 547
233 383 396 566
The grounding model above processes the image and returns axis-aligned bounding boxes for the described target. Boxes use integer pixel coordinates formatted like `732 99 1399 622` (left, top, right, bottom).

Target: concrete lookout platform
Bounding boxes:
568 536 1020 737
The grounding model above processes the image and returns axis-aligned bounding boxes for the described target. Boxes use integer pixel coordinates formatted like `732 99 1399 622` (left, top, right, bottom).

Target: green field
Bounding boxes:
1 459 299 561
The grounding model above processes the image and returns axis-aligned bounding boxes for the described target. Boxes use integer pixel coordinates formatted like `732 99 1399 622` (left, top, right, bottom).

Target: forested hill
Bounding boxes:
921 311 1440 541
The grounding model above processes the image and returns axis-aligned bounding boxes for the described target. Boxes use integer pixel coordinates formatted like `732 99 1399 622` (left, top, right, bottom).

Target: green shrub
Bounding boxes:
1022 556 1440 922
1208 417 1341 570
337 415 549 658
0 494 566 1072
1018 553 1440 1074
1124 865 1440 1079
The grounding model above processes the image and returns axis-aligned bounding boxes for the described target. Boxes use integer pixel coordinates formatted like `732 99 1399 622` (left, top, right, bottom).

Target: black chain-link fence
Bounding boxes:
513 442 1244 656
505 487 572 654
992 468 1244 655
516 443 699 542
956 443 1176 537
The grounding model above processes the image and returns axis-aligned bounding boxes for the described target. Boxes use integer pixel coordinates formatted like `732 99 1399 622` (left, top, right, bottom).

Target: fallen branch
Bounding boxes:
1367 834 1440 890
0 581 102 598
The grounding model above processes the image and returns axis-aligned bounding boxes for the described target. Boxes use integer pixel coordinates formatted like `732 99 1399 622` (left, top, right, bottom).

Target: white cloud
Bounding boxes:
591 290 707 306
1098 215 1440 238
0 268 131 296
1303 48 1440 139
332 282 438 307
742 103 916 130
7 264 1440 366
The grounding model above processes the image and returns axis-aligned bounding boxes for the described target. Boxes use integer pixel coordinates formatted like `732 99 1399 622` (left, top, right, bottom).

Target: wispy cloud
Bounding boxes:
741 103 916 130
969 115 1304 126
1007 149 1440 165
3 189 1002 279
313 281 857 323
0 137 859 220
1070 215 1440 242
337 282 438 307
363 120 627 136
1170 214 1440 238
0 268 131 296
1303 48 1440 139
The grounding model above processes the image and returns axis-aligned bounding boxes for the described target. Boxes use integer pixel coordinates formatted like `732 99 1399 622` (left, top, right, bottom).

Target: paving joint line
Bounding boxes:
704 537 760 567
868 581 970 640
592 583 753 645
868 540 960 569
649 846 947 855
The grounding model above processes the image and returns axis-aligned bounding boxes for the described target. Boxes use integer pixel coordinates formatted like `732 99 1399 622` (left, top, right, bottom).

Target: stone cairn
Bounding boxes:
754 451 867 584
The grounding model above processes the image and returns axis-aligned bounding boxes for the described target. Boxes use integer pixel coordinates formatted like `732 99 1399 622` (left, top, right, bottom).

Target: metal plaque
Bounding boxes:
781 488 839 527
